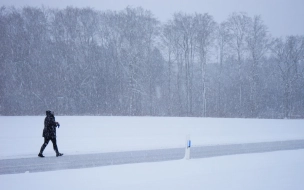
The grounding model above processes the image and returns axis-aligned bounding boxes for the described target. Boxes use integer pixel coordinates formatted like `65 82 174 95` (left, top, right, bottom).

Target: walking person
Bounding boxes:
38 110 63 157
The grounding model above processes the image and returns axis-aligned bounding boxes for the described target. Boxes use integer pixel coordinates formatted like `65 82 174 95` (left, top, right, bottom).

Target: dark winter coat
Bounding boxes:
42 112 58 138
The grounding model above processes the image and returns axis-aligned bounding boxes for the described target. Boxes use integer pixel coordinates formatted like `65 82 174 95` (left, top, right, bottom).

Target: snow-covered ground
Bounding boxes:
1 116 304 159
1 150 304 190
1 116 304 189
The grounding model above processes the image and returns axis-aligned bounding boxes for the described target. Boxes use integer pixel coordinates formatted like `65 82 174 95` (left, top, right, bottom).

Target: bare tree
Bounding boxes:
162 19 186 115
194 13 216 117
169 13 199 116
109 7 159 115
215 21 231 117
272 36 304 118
226 12 251 117
162 22 175 115
246 15 270 117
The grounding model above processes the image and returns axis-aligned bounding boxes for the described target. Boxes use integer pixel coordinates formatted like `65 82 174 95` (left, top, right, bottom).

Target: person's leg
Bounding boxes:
38 138 50 157
50 138 58 153
50 138 63 157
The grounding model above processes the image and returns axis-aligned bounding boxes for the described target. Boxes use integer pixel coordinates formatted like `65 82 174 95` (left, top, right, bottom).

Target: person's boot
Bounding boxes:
38 144 47 158
56 152 63 157
54 144 63 157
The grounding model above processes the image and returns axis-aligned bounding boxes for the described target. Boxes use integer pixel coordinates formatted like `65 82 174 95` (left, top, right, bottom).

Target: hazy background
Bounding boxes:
2 0 304 37
1 0 304 118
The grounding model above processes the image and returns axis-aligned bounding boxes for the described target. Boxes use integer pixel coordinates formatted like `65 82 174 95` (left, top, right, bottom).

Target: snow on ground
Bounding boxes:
1 116 304 159
1 150 304 190
1 116 304 189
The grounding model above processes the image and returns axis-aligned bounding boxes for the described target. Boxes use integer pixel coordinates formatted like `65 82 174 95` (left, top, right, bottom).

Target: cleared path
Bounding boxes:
1 140 304 175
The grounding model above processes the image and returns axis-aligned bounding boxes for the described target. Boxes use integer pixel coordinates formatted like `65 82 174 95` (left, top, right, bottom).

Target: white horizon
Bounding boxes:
2 0 304 37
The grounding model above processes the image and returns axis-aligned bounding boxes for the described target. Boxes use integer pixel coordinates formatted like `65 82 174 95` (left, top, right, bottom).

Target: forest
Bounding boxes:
0 6 303 118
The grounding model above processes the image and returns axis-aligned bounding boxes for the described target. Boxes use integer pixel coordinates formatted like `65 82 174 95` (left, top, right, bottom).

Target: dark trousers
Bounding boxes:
40 137 59 154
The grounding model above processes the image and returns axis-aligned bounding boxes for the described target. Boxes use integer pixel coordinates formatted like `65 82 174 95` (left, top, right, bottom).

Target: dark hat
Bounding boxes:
46 110 54 116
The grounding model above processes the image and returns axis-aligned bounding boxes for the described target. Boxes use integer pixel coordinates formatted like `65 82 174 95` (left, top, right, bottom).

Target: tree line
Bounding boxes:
0 6 303 118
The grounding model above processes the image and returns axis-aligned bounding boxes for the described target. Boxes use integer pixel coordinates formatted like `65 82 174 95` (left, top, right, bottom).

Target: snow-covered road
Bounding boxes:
1 140 304 175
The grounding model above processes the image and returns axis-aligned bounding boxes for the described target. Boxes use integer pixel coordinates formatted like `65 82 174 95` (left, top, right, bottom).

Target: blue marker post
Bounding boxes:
185 135 191 160
187 139 191 148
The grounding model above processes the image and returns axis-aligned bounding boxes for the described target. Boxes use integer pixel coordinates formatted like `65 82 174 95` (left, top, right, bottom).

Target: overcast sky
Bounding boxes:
2 0 304 37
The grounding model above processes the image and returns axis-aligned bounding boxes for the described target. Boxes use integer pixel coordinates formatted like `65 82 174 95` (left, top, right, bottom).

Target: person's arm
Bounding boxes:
52 116 60 127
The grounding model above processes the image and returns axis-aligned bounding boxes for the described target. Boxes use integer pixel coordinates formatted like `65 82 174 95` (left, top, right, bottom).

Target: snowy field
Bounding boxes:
1 116 304 189
1 150 304 190
1 116 304 159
